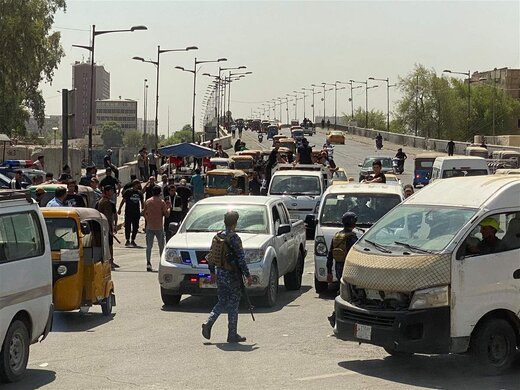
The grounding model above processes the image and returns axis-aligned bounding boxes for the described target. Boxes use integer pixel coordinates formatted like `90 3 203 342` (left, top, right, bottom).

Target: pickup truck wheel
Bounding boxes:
161 288 182 306
0 320 29 383
284 250 304 290
472 318 516 375
260 265 278 307
314 277 328 294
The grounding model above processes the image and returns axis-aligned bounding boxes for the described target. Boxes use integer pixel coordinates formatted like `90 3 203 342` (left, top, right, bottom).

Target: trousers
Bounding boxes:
125 214 140 241
207 269 241 336
145 228 165 265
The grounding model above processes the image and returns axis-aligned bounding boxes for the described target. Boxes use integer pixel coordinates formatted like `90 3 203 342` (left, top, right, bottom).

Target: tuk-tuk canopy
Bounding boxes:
159 142 215 158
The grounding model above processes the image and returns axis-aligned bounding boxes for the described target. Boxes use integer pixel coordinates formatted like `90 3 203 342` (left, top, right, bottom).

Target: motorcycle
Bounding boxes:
392 157 404 174
258 133 263 143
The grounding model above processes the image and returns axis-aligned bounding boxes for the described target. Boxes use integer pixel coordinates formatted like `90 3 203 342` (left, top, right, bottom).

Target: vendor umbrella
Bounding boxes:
158 142 215 158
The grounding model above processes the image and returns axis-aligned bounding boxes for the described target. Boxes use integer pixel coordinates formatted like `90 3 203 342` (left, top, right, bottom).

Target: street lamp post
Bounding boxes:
350 80 368 127
73 24 147 162
287 94 297 121
133 45 197 148
303 88 314 122
369 77 395 132
284 97 289 124
443 69 471 136
294 91 306 120
366 84 379 128
143 79 148 139
176 57 227 142
217 66 246 130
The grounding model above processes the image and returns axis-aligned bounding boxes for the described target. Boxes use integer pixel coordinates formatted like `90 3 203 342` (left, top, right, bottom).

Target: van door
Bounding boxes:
451 211 520 338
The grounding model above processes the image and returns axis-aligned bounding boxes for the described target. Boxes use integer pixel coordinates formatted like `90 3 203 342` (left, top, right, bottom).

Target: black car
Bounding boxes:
357 156 393 182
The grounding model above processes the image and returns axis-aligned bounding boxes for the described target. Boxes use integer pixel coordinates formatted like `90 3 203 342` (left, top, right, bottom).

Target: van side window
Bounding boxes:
0 212 44 263
456 212 520 259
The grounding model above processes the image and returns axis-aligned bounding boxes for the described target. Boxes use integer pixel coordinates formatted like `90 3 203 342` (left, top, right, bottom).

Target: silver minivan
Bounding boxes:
0 190 53 383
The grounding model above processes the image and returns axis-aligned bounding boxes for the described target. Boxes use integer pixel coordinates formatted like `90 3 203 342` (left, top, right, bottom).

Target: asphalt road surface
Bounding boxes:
10 129 519 389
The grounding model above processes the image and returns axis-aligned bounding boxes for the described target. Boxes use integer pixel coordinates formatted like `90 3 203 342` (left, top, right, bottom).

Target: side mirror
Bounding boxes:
80 222 91 235
357 163 362 167
169 222 179 234
277 224 291 235
304 214 316 230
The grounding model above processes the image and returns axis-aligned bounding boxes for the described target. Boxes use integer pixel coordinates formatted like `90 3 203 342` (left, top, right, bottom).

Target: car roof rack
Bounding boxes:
0 189 32 203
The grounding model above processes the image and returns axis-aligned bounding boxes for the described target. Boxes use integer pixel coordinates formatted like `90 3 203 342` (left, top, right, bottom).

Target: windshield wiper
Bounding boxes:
364 239 392 254
394 241 435 254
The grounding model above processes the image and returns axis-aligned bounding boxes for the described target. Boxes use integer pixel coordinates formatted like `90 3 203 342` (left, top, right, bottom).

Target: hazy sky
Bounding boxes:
42 0 520 135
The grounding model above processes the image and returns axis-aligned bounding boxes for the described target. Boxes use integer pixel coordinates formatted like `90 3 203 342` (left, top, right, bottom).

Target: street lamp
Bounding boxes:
287 94 298 121
443 69 471 135
216 65 246 129
294 91 306 119
176 57 227 142
73 24 147 162
350 80 368 128
133 45 197 148
369 77 395 132
227 71 251 126
303 88 315 122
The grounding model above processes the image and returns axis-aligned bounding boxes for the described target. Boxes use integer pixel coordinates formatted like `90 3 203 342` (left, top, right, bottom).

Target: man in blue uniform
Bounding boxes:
202 211 253 343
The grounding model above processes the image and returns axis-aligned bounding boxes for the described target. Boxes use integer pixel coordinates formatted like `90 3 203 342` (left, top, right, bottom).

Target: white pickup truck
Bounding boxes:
158 196 307 307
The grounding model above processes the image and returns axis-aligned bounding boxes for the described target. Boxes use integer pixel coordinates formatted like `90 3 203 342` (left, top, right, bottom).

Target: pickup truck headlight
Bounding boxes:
164 248 182 264
315 236 327 256
244 249 265 264
409 286 449 310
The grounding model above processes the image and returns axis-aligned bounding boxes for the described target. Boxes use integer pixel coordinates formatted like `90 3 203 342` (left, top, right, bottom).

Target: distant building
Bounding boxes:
72 61 110 139
96 98 137 131
137 118 155 134
472 68 520 99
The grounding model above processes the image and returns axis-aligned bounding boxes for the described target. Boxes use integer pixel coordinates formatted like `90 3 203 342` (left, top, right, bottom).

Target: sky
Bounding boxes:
42 0 520 135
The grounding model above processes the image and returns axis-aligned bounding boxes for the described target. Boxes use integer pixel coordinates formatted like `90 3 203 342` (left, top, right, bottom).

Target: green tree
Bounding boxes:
123 129 143 148
160 124 195 146
345 108 386 130
0 0 66 136
101 122 123 148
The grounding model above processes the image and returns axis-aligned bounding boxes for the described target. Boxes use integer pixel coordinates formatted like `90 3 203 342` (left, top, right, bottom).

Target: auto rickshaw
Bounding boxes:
413 152 444 188
42 208 115 315
291 128 305 145
231 155 254 175
465 146 489 158
276 138 296 154
28 184 97 207
267 125 279 139
491 150 520 167
204 169 249 196
272 134 286 147
209 157 232 170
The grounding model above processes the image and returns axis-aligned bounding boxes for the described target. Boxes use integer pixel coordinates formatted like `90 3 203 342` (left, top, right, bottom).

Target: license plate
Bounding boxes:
355 324 372 341
199 278 216 289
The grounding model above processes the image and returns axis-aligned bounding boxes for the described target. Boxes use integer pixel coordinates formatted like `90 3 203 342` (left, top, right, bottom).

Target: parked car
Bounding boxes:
159 196 307 307
358 156 393 182
326 130 345 144
0 168 46 188
0 172 10 189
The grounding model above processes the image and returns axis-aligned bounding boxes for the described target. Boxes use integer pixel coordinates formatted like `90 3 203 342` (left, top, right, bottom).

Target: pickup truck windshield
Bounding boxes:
184 204 269 234
320 193 402 227
270 175 321 196
360 205 476 252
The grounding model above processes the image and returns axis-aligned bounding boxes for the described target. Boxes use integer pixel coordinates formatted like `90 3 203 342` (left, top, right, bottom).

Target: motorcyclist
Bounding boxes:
394 148 407 172
375 133 383 149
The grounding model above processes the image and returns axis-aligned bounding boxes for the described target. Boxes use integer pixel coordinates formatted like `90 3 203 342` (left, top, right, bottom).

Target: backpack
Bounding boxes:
207 231 236 271
332 231 357 262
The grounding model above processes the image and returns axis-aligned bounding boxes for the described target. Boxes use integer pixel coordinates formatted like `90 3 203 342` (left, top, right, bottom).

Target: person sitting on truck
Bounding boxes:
294 138 313 165
477 218 502 255
364 160 386 184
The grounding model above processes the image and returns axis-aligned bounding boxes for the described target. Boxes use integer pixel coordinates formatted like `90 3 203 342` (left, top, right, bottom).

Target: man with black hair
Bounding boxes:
46 187 67 207
202 211 253 343
97 185 119 270
364 160 386 183
10 170 23 189
65 180 86 207
144 185 171 271
118 179 144 247
295 138 313 164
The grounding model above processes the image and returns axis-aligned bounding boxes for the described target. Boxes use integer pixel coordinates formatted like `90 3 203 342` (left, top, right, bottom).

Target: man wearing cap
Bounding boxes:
477 218 502 255
118 179 143 247
202 211 253 343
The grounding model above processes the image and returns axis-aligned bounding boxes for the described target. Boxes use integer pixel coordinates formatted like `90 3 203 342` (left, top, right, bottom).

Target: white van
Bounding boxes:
334 176 520 375
430 156 489 182
311 183 404 293
0 190 53 383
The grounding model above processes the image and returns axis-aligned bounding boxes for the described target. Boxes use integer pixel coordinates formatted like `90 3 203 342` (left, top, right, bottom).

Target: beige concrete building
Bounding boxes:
96 99 138 131
472 67 520 99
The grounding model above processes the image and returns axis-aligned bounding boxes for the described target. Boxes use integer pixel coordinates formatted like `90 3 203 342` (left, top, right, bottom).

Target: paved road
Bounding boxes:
9 130 519 389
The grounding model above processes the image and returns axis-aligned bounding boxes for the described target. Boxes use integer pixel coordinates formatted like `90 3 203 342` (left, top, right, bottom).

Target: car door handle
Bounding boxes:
513 269 520 279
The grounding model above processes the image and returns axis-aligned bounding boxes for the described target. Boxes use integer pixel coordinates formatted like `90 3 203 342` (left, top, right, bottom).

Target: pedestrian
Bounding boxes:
190 168 205 202
96 185 119 270
103 149 119 179
158 174 169 198
118 179 143 247
227 177 241 195
249 171 262 195
123 174 138 192
46 187 67 207
175 179 192 214
403 184 414 198
321 118 325 128
65 180 86 207
10 170 23 189
32 174 44 186
99 167 121 203
44 172 55 183
144 185 171 272
148 149 159 179
234 139 242 153
163 184 184 242
326 119 330 129
327 212 358 327
142 176 157 200
90 177 102 202
61 164 72 181
446 140 455 156
137 149 147 180
33 155 45 171
79 164 97 186
35 187 46 206
216 144 229 158
202 210 253 343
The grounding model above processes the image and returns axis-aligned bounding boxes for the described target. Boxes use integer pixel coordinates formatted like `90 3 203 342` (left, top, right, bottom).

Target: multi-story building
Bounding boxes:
72 61 110 139
472 67 520 99
96 99 138 131
137 118 155 134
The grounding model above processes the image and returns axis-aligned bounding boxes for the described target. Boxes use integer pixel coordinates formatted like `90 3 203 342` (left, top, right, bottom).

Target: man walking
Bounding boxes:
202 211 253 343
144 186 171 272
191 168 204 202
97 186 119 270
118 179 144 247
100 167 121 203
447 140 455 156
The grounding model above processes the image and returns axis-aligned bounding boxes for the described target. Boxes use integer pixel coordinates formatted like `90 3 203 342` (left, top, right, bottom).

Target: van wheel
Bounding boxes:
161 288 181 306
315 277 328 294
284 250 304 290
384 347 414 358
0 320 30 383
101 292 114 316
472 318 517 375
260 264 278 307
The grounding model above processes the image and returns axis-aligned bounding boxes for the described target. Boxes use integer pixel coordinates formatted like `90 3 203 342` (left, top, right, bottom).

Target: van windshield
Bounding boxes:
320 193 402 227
45 218 79 251
442 169 488 178
360 205 477 252
270 175 321 196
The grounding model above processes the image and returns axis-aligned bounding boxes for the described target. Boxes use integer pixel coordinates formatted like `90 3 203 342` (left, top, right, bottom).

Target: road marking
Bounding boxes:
297 371 357 381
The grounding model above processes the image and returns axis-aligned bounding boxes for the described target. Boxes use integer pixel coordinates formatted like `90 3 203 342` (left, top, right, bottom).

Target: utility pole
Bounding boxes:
492 68 497 137
414 74 419 136
61 88 69 166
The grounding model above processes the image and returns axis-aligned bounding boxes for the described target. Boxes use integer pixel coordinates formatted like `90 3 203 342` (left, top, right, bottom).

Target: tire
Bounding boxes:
101 292 114 316
384 347 414 358
260 264 278 307
161 288 181 306
284 250 304 290
472 318 517 375
315 276 328 294
0 320 30 383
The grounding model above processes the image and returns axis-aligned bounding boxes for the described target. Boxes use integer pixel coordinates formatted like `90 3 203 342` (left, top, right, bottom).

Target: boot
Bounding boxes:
227 334 246 343
202 322 213 340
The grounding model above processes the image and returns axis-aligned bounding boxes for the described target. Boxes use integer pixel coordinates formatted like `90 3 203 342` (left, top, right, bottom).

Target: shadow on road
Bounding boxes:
2 369 56 389
338 353 520 390
51 311 114 333
203 342 260 352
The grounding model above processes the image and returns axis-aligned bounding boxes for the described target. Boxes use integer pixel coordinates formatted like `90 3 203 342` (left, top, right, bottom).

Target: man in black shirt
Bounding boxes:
175 179 192 216
118 179 143 247
249 172 262 195
104 149 119 179
164 184 184 241
79 165 97 186
99 168 121 203
142 176 157 200
123 174 138 192
295 138 313 164
65 180 86 207
446 140 455 156
365 160 386 184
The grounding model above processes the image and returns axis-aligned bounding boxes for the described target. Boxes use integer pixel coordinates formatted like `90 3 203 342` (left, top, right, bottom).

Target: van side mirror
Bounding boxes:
305 214 316 230
80 222 91 235
169 222 179 234
277 224 291 235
